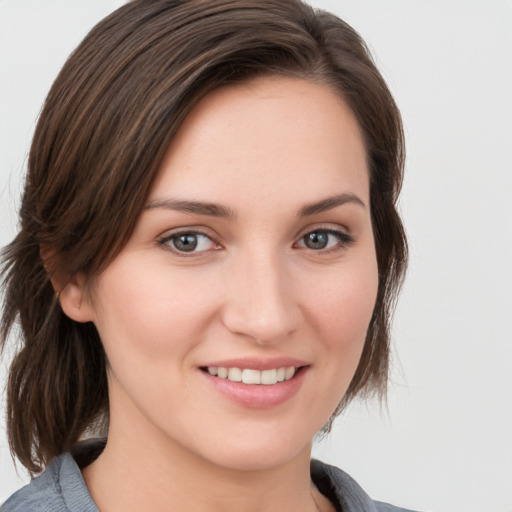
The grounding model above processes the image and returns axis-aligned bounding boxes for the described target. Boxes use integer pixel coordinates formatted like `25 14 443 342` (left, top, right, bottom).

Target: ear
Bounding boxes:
59 272 96 323
40 244 65 294
40 244 95 323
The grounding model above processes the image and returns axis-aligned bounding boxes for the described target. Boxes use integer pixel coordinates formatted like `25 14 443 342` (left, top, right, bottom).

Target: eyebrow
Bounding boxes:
298 193 366 217
145 198 235 218
145 192 365 219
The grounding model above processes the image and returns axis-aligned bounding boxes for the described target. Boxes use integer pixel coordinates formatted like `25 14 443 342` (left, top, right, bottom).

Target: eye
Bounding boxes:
296 229 353 251
159 231 218 254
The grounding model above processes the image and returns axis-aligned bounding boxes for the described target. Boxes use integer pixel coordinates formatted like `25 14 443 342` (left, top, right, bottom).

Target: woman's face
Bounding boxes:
70 76 378 470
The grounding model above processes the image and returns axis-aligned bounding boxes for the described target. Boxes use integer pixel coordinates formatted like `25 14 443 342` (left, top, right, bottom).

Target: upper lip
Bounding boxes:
200 357 309 371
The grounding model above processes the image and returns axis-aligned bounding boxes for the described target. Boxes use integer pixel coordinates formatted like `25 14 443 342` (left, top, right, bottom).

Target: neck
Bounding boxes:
82 408 325 512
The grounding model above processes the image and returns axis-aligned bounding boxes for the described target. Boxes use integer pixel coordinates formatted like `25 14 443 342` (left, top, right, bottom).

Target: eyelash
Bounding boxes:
157 227 354 256
294 228 354 253
157 230 220 256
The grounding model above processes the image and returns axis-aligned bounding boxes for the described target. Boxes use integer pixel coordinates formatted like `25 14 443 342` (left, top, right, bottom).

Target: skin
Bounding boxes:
61 76 378 512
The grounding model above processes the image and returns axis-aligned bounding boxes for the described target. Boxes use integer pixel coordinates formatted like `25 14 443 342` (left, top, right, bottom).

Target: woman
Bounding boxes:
1 1 409 511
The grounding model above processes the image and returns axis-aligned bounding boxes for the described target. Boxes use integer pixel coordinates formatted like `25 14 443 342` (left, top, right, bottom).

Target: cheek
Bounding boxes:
306 256 379 349
289 254 378 425
90 257 220 360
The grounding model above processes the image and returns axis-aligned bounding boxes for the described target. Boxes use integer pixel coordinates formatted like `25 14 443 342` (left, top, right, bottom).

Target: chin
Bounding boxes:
206 444 310 473
183 423 316 473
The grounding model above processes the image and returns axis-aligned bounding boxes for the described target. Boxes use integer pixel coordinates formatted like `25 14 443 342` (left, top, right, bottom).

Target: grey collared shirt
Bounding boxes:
2 453 419 512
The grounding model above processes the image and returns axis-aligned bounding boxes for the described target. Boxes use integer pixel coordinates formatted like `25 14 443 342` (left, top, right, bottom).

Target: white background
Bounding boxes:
1 1 511 511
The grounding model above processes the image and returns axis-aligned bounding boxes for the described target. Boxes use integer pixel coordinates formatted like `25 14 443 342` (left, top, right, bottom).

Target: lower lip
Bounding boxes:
200 367 308 409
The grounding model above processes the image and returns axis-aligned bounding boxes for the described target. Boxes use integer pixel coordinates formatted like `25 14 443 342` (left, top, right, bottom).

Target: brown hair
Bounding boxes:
1 0 407 473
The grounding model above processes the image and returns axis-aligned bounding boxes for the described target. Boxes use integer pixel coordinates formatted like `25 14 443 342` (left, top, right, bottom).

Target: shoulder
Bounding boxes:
311 459 421 512
1 453 98 512
373 502 419 512
1 456 65 512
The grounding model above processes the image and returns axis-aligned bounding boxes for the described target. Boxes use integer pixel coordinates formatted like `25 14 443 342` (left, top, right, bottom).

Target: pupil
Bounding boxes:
305 232 328 249
174 234 197 252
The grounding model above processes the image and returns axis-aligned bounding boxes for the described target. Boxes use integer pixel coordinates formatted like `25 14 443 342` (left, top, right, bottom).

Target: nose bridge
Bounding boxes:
222 246 300 344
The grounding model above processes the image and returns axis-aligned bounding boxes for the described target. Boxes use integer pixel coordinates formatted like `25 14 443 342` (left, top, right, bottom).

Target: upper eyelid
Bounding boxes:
157 226 218 241
294 223 352 240
156 224 353 247
157 229 220 249
157 230 221 258
294 227 355 249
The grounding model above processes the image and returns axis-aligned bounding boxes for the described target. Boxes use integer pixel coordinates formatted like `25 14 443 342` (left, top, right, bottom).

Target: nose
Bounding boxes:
221 250 302 345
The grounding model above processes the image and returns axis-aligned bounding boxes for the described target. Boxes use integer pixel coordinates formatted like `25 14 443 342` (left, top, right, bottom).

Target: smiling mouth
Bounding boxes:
200 366 304 385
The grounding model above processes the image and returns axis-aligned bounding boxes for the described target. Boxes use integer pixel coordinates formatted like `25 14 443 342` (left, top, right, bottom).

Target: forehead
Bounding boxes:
150 76 369 209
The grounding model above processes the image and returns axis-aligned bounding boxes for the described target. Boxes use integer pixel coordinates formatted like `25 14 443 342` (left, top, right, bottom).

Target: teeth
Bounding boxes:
242 369 261 384
206 365 298 385
285 366 296 380
228 367 242 382
261 369 277 385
